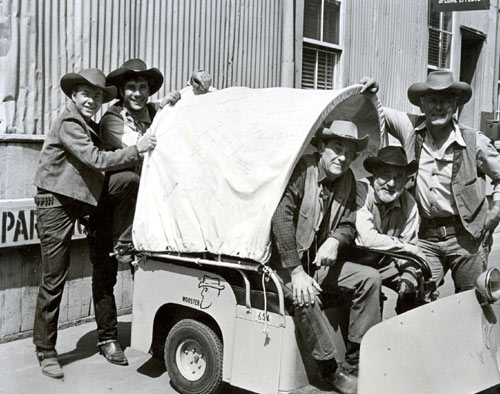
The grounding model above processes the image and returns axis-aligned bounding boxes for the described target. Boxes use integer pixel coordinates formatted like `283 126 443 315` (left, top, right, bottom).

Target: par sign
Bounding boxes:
0 199 86 248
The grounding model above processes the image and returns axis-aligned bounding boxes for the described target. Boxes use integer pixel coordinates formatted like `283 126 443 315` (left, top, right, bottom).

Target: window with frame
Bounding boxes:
428 9 453 72
301 0 342 89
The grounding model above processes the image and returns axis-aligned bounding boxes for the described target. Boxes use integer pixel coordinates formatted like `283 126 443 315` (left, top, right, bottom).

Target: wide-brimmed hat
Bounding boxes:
407 71 472 106
363 146 417 174
310 120 369 152
106 58 164 95
60 68 117 103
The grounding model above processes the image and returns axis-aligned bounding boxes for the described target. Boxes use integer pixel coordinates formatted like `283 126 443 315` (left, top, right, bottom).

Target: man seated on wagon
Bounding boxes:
355 146 425 313
270 120 382 394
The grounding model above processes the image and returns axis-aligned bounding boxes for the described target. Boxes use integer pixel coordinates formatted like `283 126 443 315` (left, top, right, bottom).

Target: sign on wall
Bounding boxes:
431 0 490 12
0 199 86 248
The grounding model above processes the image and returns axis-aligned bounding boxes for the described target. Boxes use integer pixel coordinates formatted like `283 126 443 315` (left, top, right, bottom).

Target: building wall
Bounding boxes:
0 0 284 341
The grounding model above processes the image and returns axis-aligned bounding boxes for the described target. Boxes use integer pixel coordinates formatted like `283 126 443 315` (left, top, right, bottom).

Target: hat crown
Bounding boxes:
77 68 107 88
424 71 456 90
375 146 409 166
324 120 360 140
120 58 148 72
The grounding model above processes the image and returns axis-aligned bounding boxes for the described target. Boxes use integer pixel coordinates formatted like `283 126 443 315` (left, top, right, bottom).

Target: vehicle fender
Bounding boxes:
358 290 500 394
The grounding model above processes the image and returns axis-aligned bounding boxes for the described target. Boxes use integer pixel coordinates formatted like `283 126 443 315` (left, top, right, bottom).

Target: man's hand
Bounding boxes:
290 265 322 307
136 133 157 153
359 76 379 94
160 90 181 108
313 237 340 267
482 201 500 243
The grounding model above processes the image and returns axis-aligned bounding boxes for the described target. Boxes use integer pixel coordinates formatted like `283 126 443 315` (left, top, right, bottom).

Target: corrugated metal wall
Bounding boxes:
344 0 429 113
0 0 283 135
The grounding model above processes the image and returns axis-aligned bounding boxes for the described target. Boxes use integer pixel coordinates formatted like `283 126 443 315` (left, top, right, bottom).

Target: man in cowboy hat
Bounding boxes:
355 146 424 313
32 68 157 378
100 58 180 150
362 71 500 295
88 59 181 366
271 120 381 394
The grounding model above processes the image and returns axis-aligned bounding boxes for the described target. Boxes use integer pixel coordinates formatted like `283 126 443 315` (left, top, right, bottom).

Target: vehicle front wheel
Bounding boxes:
164 318 223 394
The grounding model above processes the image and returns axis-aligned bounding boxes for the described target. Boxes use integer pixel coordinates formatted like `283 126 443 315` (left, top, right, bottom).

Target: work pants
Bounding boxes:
418 232 488 293
278 261 381 364
89 170 139 343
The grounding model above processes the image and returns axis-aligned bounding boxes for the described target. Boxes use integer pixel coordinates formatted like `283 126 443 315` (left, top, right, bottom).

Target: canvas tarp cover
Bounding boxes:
133 85 383 263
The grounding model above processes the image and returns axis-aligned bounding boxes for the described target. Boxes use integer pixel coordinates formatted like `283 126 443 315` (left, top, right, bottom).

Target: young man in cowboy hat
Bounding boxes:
87 59 180 366
270 120 382 394
32 68 157 378
100 58 180 150
362 71 500 295
355 146 424 313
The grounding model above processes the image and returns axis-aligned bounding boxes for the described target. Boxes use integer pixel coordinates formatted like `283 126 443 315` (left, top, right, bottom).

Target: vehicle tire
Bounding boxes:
164 318 223 394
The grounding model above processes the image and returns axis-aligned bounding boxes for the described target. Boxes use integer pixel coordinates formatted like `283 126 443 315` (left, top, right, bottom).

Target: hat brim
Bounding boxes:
60 73 117 103
310 133 369 152
363 157 418 174
106 67 164 96
408 81 472 106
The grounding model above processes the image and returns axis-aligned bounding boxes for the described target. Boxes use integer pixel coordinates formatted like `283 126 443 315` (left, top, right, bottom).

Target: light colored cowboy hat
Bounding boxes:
60 68 117 103
364 146 417 174
310 120 369 152
106 58 164 95
407 71 472 106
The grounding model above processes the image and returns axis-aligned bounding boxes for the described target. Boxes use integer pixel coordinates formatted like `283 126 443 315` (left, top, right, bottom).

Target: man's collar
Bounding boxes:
318 163 327 183
417 117 466 147
123 104 151 124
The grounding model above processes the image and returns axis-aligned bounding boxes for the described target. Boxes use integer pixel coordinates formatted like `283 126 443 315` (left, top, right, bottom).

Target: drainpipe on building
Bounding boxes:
281 0 295 87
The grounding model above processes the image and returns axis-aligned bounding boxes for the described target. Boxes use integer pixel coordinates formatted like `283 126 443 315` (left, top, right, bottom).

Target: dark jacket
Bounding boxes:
34 101 140 206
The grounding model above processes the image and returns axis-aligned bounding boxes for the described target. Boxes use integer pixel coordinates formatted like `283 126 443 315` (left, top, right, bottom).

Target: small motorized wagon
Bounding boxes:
130 85 500 394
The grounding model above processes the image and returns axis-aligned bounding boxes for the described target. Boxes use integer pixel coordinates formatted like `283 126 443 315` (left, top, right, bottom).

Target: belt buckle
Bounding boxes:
437 225 447 239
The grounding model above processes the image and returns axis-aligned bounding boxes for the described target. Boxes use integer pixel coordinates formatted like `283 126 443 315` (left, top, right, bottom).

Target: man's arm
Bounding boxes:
271 161 306 270
383 107 414 147
476 132 500 237
60 119 142 172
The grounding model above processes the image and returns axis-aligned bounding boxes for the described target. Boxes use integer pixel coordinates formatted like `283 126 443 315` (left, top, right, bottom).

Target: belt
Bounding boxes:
419 215 464 240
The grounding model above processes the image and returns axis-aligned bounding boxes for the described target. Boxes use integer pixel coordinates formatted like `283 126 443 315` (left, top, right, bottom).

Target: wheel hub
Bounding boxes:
175 339 206 381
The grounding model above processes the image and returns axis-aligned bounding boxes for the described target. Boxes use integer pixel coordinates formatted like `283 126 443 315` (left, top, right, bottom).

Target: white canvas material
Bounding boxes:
133 85 383 263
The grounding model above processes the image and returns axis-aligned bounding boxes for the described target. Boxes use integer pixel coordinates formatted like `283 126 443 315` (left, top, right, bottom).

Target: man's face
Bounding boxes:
420 93 458 130
372 164 408 204
319 138 357 180
71 84 104 120
120 76 150 112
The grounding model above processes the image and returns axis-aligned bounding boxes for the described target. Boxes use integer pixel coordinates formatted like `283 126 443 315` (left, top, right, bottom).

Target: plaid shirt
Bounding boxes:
270 156 356 270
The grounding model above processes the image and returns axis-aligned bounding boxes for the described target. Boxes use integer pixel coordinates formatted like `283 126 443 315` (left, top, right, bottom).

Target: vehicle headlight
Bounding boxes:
476 267 500 303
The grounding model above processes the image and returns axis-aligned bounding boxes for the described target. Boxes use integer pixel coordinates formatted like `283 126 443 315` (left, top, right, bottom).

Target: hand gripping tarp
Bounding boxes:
133 85 384 263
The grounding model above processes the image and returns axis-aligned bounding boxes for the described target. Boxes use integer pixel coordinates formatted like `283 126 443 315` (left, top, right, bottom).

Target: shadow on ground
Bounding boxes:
57 321 131 367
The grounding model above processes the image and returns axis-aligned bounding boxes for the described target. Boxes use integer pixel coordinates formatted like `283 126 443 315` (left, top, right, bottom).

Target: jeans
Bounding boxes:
33 200 94 352
418 231 488 293
33 171 139 352
278 261 381 363
89 170 139 343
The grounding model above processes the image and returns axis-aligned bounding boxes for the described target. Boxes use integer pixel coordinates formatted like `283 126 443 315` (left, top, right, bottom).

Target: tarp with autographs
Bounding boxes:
133 85 384 263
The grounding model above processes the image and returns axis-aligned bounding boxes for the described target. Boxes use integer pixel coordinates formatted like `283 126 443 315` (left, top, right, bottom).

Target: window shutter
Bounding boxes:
301 43 336 89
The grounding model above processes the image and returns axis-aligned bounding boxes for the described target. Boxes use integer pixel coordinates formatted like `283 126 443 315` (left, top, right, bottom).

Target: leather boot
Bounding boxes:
37 351 64 379
98 340 129 365
322 364 358 394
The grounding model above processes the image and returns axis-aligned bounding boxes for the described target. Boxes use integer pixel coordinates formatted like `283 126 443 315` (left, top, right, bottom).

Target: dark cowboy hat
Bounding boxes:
364 146 417 174
106 58 164 95
60 68 117 103
407 71 472 106
310 120 369 152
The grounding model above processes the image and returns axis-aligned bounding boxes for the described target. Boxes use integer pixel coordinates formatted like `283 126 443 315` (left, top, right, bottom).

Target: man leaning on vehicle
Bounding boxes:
270 120 382 394
363 71 500 295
